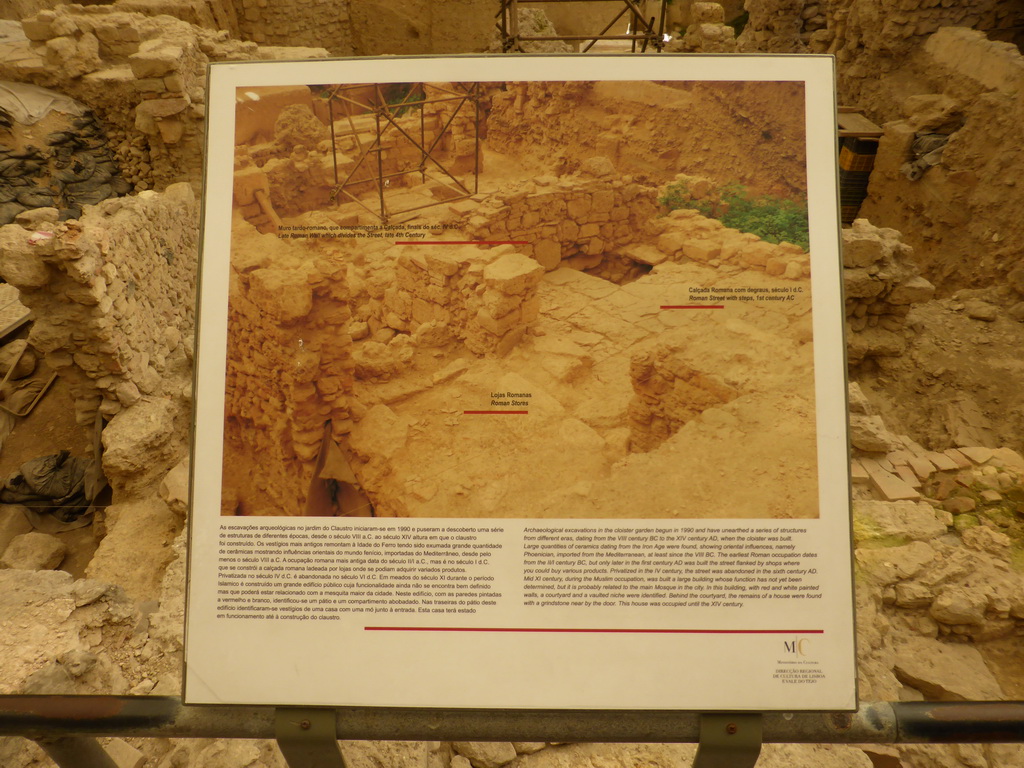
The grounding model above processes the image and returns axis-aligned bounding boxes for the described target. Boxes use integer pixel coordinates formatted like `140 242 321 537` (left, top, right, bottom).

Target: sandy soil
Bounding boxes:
855 295 1024 454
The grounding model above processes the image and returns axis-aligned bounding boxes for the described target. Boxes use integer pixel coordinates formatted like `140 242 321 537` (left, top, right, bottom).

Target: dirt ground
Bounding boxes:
854 294 1024 455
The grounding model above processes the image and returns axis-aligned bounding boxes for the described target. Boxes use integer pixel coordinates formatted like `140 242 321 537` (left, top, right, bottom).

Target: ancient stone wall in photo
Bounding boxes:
223 232 355 515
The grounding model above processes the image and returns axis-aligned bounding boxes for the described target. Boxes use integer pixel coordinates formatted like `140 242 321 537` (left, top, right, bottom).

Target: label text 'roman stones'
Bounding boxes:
215 524 504 620
521 526 821 609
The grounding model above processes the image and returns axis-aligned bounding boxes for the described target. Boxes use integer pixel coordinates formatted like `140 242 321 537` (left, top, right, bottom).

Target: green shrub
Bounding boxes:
659 179 810 251
720 186 810 251
658 180 713 217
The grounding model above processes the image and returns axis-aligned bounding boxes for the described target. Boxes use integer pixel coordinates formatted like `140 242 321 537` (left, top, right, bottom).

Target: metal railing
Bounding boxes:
3 696 1024 768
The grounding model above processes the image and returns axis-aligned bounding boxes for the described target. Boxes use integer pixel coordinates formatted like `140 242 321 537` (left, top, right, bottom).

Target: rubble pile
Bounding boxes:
486 79 809 203
858 29 1024 293
842 219 935 365
673 2 739 52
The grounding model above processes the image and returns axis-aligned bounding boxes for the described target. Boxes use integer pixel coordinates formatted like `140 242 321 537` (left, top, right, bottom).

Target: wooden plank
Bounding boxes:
838 111 883 139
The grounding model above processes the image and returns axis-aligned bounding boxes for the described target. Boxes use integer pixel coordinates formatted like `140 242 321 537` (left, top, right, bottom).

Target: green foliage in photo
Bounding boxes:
720 185 810 251
659 179 810 251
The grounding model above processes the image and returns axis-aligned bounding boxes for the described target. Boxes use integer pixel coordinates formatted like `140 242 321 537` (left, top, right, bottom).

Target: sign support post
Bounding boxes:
274 708 347 768
692 713 763 768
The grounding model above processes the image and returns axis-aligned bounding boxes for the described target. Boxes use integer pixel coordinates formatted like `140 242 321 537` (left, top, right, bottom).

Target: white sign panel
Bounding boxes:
186 54 856 711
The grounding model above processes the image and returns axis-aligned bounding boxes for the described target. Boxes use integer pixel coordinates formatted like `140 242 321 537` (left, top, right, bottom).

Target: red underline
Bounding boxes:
365 627 825 634
463 410 529 415
660 305 725 309
396 240 529 245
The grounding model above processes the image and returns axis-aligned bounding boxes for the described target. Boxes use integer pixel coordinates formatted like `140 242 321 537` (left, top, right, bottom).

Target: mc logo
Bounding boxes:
784 638 810 656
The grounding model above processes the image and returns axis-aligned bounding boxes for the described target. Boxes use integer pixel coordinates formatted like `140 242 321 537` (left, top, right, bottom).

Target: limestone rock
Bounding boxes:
856 541 935 585
1 531 66 570
579 156 617 178
852 500 947 544
159 456 190 517
513 744 548 755
0 340 37 380
342 741 450 768
248 267 313 323
104 738 145 768
452 743 518 768
963 298 998 321
101 398 178 491
847 381 874 415
85 498 179 602
849 413 902 452
893 634 1003 701
929 585 988 625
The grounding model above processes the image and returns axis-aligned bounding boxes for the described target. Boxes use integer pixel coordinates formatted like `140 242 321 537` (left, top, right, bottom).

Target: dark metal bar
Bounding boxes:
896 702 1024 743
374 97 386 224
11 697 1024 744
328 96 338 186
473 83 480 195
582 6 630 53
509 0 519 50
420 89 426 185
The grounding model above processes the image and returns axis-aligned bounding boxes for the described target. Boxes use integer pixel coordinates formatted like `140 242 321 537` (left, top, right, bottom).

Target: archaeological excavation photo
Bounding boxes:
0 0 1022 764
218 75 827 520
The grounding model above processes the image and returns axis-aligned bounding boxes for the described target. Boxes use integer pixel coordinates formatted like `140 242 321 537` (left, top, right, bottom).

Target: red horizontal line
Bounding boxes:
396 240 529 245
463 410 529 415
660 305 725 309
365 627 825 634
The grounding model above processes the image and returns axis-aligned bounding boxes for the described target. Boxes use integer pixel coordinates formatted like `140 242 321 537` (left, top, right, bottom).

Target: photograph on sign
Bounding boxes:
186 55 856 711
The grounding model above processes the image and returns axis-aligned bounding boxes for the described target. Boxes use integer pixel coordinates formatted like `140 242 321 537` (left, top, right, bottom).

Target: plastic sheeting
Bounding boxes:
0 80 87 126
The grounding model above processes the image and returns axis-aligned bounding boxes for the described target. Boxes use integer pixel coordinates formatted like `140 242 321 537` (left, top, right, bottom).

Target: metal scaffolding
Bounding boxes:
320 82 482 225
497 0 668 53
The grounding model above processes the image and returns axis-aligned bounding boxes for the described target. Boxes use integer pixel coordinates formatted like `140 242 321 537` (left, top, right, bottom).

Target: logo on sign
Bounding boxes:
783 638 810 656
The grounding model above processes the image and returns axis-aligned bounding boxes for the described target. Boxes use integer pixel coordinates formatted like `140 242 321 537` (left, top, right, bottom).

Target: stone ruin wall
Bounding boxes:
0 184 198 425
738 0 1019 67
459 169 661 276
234 0 351 53
842 219 935 366
224 238 354 515
363 245 545 359
732 0 1024 298
3 5 330 202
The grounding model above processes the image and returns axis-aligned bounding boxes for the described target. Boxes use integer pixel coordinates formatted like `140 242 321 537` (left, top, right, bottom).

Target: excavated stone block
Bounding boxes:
1 532 66 571
483 253 544 295
887 275 935 305
128 40 184 79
